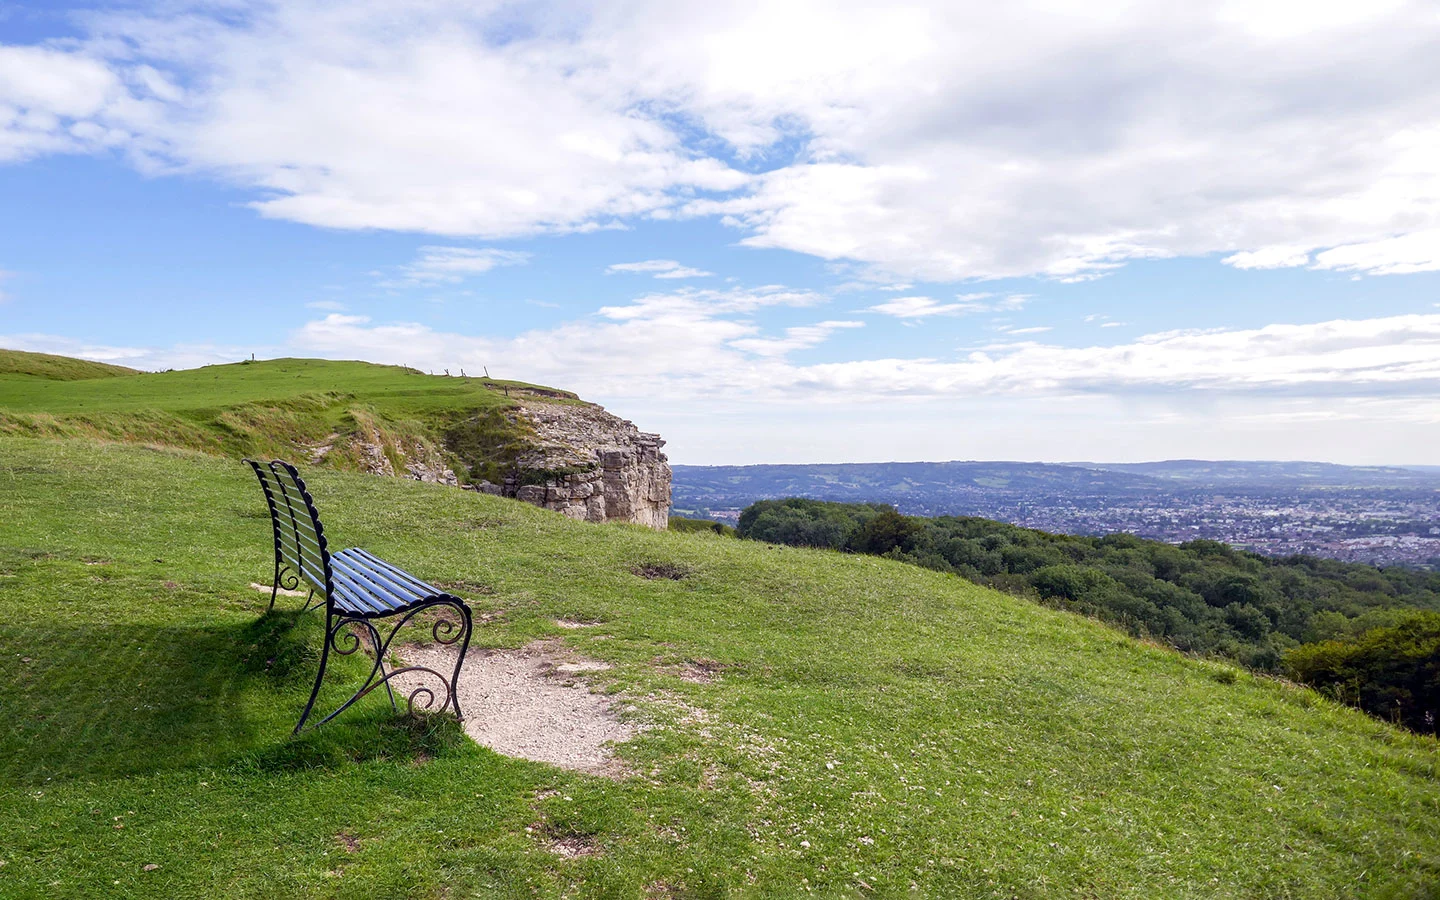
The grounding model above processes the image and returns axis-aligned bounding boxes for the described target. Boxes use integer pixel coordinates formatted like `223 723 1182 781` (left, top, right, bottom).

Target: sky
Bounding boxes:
2 1 1440 466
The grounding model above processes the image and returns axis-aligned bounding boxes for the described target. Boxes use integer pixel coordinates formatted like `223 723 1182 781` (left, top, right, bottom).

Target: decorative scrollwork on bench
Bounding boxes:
310 599 470 728
277 564 301 592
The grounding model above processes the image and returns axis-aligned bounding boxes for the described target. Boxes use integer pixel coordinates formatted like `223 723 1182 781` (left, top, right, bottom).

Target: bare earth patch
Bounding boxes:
397 641 636 776
631 563 689 581
676 659 726 684
545 834 600 859
554 619 597 630
249 582 308 598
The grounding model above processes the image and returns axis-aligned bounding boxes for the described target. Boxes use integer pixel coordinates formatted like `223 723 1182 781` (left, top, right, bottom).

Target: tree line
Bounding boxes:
737 498 1440 733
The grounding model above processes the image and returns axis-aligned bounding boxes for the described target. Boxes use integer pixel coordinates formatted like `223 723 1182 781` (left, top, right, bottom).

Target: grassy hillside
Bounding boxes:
2 435 1438 898
0 348 139 381
0 353 572 482
736 500 1440 698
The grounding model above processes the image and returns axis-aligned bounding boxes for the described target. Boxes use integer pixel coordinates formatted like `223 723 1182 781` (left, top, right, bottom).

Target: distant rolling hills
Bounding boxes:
672 458 1440 509
672 459 1440 566
1077 459 1440 487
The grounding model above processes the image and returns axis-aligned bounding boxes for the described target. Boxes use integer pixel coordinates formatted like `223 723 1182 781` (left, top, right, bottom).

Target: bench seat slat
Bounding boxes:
329 570 393 614
331 556 411 612
331 578 403 616
330 552 438 614
327 550 452 617
348 548 446 596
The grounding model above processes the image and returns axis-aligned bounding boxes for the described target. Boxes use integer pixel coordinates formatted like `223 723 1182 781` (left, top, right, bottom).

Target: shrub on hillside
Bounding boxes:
669 517 737 537
1284 612 1440 733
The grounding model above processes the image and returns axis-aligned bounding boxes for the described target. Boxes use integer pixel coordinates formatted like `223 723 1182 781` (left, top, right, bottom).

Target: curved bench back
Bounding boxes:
244 459 334 600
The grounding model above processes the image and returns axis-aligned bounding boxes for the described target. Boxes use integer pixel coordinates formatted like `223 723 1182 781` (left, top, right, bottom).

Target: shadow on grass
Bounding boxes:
1 610 475 785
241 709 473 774
1 611 307 784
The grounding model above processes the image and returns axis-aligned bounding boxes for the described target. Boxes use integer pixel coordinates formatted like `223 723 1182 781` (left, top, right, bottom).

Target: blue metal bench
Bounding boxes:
245 459 473 733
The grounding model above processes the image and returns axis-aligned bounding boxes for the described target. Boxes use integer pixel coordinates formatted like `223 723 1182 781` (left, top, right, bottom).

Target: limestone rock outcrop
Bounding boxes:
472 401 671 529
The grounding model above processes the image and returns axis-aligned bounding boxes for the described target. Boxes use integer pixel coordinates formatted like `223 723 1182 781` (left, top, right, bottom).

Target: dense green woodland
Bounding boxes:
738 499 1440 732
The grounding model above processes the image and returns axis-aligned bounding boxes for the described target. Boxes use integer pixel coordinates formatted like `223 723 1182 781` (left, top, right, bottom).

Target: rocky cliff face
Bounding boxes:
471 401 671 529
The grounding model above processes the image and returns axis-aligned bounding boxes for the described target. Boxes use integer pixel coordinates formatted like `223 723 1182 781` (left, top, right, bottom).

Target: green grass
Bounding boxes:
0 353 563 418
0 353 572 482
0 349 138 381
2 436 1438 898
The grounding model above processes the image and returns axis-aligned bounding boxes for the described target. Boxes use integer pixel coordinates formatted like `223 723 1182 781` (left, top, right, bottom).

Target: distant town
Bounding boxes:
672 460 1440 568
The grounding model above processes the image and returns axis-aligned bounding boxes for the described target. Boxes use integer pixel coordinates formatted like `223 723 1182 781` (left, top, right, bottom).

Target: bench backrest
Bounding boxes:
245 459 334 599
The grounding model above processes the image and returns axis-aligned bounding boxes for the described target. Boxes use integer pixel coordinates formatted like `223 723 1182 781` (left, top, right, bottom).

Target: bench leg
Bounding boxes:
449 603 473 722
293 610 335 734
295 599 472 732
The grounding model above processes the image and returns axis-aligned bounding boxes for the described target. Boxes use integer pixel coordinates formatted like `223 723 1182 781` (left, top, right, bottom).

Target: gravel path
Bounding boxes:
397 641 636 776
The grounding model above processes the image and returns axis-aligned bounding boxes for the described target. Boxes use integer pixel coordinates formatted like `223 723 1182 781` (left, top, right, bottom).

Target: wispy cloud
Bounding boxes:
1222 246 1312 270
1000 325 1053 335
867 293 1029 319
1311 229 1440 277
1085 314 1127 328
730 320 864 357
282 307 1440 405
387 247 531 286
305 299 346 311
606 259 714 279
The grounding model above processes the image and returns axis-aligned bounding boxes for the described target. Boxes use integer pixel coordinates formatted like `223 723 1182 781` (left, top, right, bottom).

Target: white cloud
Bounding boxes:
292 285 832 398
0 1 1435 282
20 304 1431 405
1310 229 1440 276
391 246 531 285
1001 326 1052 335
0 45 134 162
729 320 864 357
867 296 985 319
867 292 1029 319
1222 246 1312 270
278 306 1440 409
606 259 714 279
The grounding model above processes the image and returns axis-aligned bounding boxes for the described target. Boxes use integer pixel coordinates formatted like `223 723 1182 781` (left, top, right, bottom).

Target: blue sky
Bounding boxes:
3 1 1440 465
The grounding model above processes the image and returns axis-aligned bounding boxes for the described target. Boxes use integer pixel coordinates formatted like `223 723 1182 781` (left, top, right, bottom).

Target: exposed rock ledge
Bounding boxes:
471 401 671 530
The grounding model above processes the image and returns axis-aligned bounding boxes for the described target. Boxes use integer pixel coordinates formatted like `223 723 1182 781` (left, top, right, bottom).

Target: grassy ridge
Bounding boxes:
0 353 572 482
0 348 138 381
1 436 1437 898
0 353 557 417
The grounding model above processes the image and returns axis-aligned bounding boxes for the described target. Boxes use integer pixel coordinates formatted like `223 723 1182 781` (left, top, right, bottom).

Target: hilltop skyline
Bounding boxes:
3 1 1440 465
